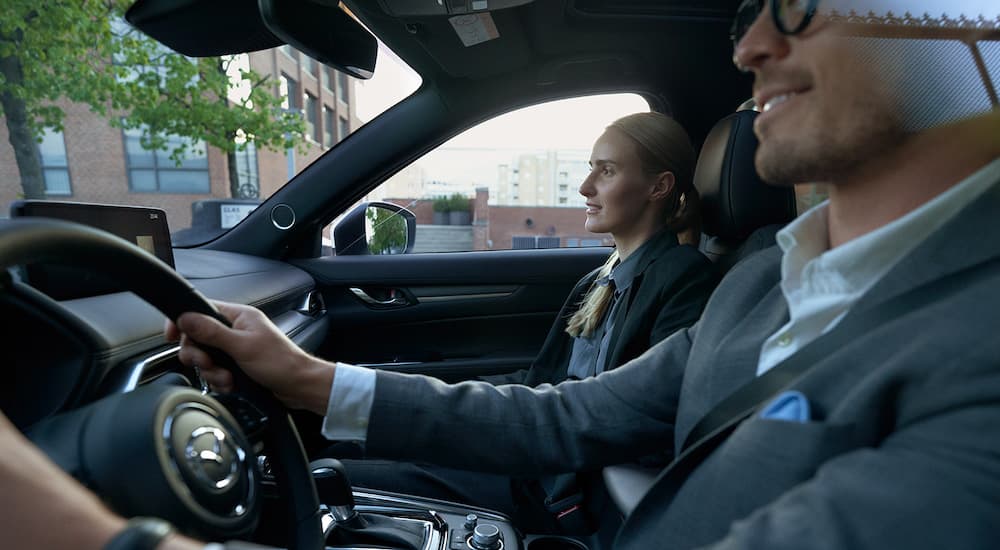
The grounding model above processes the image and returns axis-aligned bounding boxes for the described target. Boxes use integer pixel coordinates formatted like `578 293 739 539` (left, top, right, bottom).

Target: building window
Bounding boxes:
233 141 259 199
323 106 335 147
123 127 209 193
338 116 350 140
337 71 349 103
279 73 300 110
38 128 72 196
305 93 320 142
321 66 332 91
302 55 317 79
280 44 295 58
512 236 561 249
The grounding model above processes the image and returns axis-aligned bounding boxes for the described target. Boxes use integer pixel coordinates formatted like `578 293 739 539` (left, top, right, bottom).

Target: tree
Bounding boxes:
366 207 408 255
0 0 305 200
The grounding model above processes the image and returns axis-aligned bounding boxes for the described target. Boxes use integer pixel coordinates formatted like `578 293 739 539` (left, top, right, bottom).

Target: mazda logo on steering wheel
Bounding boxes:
185 426 240 490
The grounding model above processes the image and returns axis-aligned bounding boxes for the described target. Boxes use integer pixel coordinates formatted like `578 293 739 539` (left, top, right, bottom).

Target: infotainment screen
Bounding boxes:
9 200 175 299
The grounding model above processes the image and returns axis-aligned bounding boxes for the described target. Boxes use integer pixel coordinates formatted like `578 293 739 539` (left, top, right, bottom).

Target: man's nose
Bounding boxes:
733 6 791 72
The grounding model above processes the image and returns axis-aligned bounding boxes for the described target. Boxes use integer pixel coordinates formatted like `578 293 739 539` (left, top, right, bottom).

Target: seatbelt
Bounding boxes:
680 255 1000 455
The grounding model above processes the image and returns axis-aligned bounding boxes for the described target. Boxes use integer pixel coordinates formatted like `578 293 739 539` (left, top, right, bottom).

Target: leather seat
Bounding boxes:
694 109 798 272
602 109 798 517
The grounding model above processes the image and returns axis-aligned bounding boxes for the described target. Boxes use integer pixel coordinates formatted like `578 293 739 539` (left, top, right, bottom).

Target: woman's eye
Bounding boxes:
602 167 613 176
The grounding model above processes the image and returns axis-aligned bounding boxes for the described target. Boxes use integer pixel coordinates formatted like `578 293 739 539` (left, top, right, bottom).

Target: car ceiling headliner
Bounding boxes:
348 0 752 144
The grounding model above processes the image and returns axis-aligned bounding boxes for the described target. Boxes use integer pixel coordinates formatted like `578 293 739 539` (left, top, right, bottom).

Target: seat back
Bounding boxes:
693 110 797 272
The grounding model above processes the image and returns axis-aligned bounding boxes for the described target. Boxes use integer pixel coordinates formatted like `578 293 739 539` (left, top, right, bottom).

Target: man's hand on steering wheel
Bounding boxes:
165 301 335 416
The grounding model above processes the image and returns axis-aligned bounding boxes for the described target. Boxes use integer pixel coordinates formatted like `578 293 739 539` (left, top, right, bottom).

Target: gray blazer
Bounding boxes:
364 179 1000 549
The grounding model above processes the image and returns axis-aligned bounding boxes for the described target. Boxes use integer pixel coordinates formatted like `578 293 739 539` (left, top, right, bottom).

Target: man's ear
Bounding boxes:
650 171 675 201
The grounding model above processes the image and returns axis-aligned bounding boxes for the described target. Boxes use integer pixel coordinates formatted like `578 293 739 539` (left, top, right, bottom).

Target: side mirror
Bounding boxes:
333 202 416 256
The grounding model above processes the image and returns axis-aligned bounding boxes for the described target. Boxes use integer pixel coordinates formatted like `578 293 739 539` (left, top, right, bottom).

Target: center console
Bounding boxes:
325 489 519 550
312 459 593 550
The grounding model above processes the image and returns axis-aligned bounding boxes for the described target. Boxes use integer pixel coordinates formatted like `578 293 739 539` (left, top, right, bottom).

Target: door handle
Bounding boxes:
349 287 413 307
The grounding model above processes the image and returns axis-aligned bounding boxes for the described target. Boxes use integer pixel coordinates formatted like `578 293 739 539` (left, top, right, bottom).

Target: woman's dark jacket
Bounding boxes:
484 230 719 386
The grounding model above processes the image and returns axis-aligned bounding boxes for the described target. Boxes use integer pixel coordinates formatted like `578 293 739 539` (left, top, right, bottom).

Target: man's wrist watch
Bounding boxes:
104 517 175 550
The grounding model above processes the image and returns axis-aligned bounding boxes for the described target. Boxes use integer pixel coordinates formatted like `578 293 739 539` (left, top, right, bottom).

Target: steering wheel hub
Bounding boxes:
164 402 255 518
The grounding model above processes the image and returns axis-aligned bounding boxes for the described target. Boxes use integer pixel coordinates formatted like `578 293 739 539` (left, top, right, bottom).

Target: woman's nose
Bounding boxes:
579 173 595 196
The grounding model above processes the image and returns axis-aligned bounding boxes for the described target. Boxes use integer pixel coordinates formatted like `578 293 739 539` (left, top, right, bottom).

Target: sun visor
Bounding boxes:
126 0 377 79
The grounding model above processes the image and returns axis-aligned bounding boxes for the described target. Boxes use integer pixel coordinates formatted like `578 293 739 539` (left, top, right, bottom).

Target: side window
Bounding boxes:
348 94 649 253
794 183 828 215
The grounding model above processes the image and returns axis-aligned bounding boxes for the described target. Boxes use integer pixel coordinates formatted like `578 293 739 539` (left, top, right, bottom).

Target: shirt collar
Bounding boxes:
607 230 664 293
777 156 1000 297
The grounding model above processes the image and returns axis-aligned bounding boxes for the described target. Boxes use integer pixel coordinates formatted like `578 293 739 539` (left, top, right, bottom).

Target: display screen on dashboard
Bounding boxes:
9 200 175 299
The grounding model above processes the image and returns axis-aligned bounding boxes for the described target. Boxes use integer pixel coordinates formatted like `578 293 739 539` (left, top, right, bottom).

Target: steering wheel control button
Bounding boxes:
212 394 268 440
469 523 502 550
257 455 275 482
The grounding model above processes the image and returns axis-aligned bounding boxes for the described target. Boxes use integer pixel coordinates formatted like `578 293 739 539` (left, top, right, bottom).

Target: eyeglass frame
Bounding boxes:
730 0 822 48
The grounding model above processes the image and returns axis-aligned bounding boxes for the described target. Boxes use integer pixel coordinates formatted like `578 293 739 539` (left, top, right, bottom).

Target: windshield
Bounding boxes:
0 4 420 247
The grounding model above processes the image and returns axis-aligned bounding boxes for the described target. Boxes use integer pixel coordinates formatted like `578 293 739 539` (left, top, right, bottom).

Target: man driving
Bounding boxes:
3 0 999 548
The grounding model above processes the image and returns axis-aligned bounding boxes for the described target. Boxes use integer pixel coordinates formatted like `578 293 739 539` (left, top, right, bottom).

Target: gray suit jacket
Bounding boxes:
364 178 1000 549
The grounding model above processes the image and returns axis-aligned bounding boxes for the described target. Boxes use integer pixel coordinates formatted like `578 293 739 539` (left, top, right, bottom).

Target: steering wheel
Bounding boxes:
0 218 324 549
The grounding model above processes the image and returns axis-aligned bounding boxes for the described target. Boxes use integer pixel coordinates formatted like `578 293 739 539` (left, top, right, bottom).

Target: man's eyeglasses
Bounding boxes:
730 0 821 48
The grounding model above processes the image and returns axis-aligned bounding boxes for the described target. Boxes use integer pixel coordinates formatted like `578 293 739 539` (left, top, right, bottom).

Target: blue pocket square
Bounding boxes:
760 390 811 422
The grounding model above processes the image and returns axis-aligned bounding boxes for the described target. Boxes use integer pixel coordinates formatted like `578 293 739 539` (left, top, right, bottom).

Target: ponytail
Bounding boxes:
565 249 619 338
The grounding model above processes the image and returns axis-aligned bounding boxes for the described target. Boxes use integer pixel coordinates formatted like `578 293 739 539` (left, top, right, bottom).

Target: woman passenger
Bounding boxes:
485 111 717 386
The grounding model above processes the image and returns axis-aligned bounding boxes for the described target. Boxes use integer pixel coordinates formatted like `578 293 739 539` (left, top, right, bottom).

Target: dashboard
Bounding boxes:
2 246 327 431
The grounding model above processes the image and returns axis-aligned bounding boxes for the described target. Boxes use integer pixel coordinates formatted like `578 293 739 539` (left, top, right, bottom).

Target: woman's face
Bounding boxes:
579 127 663 237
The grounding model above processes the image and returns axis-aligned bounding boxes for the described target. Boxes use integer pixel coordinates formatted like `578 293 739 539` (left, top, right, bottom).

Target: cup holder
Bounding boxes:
526 536 588 550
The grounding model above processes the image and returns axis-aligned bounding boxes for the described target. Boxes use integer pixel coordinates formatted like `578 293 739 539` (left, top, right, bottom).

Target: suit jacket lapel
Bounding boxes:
604 231 679 369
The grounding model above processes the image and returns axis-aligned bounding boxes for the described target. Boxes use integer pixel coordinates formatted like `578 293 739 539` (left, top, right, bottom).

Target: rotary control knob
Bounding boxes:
470 523 502 550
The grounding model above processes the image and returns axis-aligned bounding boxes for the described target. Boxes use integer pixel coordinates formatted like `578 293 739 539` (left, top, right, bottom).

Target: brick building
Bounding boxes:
387 187 612 253
0 45 359 233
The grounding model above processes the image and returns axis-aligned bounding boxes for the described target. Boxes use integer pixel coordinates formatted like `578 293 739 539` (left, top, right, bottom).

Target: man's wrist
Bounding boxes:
277 354 335 415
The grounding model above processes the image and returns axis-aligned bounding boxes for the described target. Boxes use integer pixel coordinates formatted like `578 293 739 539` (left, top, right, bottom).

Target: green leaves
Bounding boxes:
1 0 305 171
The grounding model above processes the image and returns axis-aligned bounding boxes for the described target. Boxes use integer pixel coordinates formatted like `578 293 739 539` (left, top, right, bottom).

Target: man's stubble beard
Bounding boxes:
754 95 906 188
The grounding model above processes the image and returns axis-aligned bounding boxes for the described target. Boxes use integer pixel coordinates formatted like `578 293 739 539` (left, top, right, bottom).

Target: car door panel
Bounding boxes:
293 247 609 382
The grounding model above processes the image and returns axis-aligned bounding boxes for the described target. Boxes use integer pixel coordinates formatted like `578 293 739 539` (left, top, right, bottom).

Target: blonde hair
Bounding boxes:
566 112 699 338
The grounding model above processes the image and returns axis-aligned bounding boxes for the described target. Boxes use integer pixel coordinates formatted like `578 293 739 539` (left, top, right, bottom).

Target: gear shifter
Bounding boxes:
310 458 427 550
311 458 364 527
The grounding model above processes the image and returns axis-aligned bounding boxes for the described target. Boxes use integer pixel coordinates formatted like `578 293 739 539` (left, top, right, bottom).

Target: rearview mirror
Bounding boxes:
126 0 377 79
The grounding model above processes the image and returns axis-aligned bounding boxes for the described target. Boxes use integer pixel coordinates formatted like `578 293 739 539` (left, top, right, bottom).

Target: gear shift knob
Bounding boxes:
310 458 359 523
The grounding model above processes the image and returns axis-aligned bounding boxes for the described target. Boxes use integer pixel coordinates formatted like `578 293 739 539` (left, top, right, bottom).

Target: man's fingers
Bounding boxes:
212 300 247 320
176 312 240 352
164 319 181 343
177 335 213 368
201 368 235 394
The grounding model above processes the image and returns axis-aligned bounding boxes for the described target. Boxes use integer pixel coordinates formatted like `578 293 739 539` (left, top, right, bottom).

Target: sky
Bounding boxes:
355 43 650 151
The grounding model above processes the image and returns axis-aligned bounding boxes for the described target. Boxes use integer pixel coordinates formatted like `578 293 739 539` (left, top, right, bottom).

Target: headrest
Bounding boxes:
693 110 797 242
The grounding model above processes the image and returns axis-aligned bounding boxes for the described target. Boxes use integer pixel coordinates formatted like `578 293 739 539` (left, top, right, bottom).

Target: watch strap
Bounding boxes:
104 517 174 550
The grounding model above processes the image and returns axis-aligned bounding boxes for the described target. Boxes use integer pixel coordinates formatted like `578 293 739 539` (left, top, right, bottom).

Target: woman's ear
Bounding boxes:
649 171 675 201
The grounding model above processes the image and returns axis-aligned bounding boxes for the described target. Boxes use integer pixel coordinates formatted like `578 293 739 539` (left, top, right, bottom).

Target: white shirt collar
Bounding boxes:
776 156 1000 300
